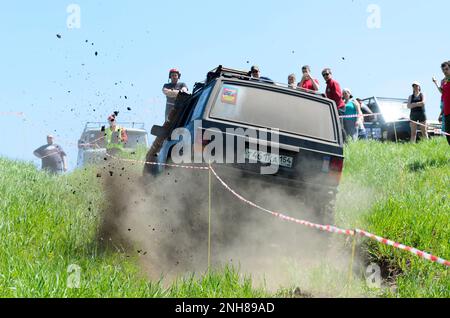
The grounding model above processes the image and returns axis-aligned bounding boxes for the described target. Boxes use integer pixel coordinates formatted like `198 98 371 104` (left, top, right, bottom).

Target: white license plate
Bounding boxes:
244 148 294 168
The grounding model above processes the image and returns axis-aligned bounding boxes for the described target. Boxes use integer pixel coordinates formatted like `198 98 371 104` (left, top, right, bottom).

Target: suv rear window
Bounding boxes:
209 83 337 142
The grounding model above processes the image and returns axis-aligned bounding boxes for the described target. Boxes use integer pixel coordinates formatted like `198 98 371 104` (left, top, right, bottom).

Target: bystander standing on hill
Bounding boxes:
249 65 274 84
342 89 363 141
432 76 445 133
33 135 67 175
323 68 346 140
437 61 450 145
407 81 429 143
298 65 320 92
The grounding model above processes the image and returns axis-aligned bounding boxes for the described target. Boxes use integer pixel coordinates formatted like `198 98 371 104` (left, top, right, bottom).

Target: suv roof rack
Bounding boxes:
204 65 326 98
83 122 146 131
206 65 250 83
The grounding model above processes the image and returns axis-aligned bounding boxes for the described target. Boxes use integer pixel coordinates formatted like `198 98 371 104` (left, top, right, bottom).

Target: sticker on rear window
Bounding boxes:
221 85 238 105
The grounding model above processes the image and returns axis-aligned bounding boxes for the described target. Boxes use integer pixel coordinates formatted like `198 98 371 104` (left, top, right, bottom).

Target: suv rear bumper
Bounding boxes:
211 163 338 198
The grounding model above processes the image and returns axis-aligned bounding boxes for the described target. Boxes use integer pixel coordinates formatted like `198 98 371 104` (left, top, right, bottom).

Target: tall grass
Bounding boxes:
0 159 266 297
336 138 449 297
0 137 448 297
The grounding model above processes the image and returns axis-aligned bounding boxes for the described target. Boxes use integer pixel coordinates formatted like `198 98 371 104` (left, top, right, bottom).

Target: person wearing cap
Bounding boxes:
249 65 274 84
342 89 363 141
33 135 68 174
104 113 128 155
162 68 188 121
298 65 320 92
407 81 429 143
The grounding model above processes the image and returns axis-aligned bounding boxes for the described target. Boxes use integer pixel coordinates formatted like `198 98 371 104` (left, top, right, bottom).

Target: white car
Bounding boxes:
77 122 148 167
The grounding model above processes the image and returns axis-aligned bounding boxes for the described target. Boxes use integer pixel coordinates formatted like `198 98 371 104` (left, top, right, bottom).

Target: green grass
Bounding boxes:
0 159 267 297
0 138 448 297
336 137 449 297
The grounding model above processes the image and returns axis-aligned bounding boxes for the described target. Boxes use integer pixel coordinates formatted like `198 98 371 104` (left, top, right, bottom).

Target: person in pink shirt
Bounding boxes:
437 61 450 145
298 65 320 92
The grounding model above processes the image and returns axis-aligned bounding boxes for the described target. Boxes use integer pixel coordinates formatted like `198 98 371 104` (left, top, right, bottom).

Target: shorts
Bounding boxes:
410 110 426 123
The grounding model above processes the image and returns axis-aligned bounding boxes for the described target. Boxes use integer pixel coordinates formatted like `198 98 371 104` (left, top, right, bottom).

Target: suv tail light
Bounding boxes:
329 157 344 184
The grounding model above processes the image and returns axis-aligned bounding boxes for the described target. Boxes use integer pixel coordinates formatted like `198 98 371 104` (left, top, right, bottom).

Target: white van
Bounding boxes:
77 122 148 167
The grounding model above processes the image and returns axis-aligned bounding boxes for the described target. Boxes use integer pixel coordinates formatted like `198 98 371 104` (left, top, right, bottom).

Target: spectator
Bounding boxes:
104 113 128 155
356 98 373 139
33 135 67 175
162 68 188 120
342 89 363 141
432 76 445 133
407 81 429 143
249 65 274 84
356 98 374 139
322 68 345 112
323 68 346 140
298 65 320 91
288 73 297 89
356 98 374 118
438 61 450 145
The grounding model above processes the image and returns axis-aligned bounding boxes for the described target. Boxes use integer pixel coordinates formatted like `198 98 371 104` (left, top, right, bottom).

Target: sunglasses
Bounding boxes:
322 73 330 77
443 67 450 72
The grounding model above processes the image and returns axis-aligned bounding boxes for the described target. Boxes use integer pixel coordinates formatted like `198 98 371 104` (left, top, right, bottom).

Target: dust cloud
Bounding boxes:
98 158 370 297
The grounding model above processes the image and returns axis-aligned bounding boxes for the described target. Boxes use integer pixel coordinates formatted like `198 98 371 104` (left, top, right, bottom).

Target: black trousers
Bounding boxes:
445 115 450 146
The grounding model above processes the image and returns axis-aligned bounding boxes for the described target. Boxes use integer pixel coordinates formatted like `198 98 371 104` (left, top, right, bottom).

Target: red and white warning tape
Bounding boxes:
412 120 450 137
355 229 450 267
208 164 450 267
105 153 210 170
208 164 354 236
20 115 449 267
339 113 382 119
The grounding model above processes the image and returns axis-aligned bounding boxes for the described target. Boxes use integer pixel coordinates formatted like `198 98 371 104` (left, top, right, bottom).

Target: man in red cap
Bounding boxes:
162 68 188 120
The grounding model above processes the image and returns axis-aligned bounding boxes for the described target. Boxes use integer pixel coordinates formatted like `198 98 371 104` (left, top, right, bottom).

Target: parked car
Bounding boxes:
144 66 345 225
77 122 148 167
360 97 442 141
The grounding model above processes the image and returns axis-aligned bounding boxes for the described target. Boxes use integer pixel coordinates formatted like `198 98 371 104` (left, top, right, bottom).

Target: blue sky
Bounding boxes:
0 0 448 170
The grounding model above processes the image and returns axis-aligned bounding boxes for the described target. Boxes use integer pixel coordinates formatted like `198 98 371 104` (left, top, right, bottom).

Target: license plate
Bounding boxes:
244 148 294 168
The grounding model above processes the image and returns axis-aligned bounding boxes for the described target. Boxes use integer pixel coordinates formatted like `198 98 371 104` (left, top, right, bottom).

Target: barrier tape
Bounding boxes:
20 117 450 266
412 120 450 137
105 153 210 170
208 164 450 267
355 229 450 267
208 164 354 236
339 113 382 119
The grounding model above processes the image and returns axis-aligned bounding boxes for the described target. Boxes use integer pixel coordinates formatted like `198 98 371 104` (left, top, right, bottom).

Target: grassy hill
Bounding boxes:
0 138 448 297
